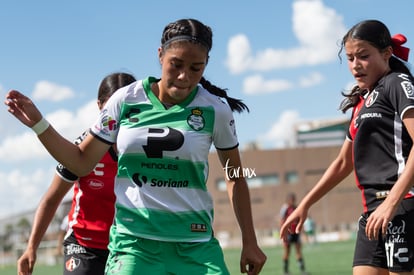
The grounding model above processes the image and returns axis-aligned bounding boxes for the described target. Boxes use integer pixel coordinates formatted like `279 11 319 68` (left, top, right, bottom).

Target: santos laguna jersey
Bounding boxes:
90 77 238 242
350 72 414 213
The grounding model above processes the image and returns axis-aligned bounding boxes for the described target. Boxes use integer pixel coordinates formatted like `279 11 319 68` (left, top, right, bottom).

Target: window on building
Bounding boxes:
216 180 226 191
215 174 279 191
285 171 299 184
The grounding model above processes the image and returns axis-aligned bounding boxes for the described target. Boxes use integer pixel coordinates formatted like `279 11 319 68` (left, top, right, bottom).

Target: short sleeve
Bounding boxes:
89 84 129 144
213 99 238 150
387 73 414 119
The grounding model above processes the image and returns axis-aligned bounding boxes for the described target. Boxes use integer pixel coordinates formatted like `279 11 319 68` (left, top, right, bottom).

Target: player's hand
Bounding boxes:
280 207 307 241
240 243 267 275
17 249 37 275
4 90 43 128
365 200 396 240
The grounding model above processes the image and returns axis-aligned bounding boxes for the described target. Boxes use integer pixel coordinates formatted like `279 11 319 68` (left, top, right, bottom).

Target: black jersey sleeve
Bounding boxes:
386 73 414 118
56 163 78 182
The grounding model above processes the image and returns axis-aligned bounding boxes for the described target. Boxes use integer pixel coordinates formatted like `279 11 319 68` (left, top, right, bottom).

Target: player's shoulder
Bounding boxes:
196 86 233 117
102 79 146 108
279 203 288 214
121 79 143 97
107 79 140 97
382 72 413 87
380 72 414 99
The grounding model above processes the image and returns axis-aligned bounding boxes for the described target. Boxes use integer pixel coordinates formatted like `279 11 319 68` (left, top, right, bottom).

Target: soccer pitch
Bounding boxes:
1 240 355 274
225 239 355 274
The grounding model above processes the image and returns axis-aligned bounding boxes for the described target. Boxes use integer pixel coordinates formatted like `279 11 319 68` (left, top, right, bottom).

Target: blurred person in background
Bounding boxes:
279 192 308 275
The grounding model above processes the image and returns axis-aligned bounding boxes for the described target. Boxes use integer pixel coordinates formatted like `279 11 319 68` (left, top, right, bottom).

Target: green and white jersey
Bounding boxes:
90 77 239 242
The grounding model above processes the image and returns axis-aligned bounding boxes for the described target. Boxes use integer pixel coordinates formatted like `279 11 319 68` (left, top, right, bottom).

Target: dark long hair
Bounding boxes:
338 85 366 113
161 18 249 113
97 72 136 105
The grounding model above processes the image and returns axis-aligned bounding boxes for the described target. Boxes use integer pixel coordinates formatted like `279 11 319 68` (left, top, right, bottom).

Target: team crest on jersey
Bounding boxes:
187 108 205 131
365 91 378 108
401 80 414 98
65 256 81 271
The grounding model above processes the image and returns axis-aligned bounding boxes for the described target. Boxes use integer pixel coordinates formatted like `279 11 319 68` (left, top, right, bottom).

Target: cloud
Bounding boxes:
47 99 97 140
0 132 50 162
0 166 60 219
242 71 324 95
225 35 253 75
32 80 75 102
226 0 347 74
257 110 301 148
292 0 345 57
243 75 293 95
0 99 97 162
299 72 324 87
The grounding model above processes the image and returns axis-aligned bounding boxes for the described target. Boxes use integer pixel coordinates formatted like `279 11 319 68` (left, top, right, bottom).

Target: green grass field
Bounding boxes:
225 240 355 274
1 240 355 274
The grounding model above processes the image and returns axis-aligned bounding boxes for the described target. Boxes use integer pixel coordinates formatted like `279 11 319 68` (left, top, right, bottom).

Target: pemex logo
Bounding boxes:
102 114 117 131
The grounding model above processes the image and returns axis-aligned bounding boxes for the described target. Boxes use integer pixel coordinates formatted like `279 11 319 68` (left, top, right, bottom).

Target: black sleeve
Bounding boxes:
56 163 79 182
387 73 414 117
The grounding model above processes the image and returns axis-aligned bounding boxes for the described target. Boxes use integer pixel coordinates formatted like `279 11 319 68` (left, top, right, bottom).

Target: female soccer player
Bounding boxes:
280 20 414 275
7 18 266 275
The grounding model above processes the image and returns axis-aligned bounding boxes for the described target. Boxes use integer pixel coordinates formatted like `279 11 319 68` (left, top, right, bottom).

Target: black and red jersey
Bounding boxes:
347 72 414 213
57 131 117 249
280 204 298 233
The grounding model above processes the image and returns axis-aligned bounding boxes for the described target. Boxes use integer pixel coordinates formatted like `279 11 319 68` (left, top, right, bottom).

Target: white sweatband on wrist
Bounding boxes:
31 118 50 135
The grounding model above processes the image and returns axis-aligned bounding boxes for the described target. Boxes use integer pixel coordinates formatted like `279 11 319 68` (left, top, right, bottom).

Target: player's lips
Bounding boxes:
173 85 191 91
354 72 366 79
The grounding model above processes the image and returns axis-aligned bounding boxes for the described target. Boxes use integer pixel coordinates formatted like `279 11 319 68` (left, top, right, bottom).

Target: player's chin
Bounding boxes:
354 80 369 91
171 88 192 100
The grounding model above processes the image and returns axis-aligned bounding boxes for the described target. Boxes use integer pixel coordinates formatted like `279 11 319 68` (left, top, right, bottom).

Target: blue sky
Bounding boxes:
1 0 414 218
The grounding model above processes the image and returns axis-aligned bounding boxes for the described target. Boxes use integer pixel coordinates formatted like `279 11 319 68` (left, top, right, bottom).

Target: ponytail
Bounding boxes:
338 85 366 113
199 77 249 113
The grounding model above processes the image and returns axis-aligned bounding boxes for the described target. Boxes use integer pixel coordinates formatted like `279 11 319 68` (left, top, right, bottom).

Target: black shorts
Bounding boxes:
283 233 301 246
63 233 109 275
353 211 414 273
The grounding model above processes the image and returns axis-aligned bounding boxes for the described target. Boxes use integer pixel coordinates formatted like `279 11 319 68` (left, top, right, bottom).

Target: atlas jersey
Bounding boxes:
90 77 238 242
347 72 414 213
57 131 117 249
280 204 298 233
347 94 366 141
